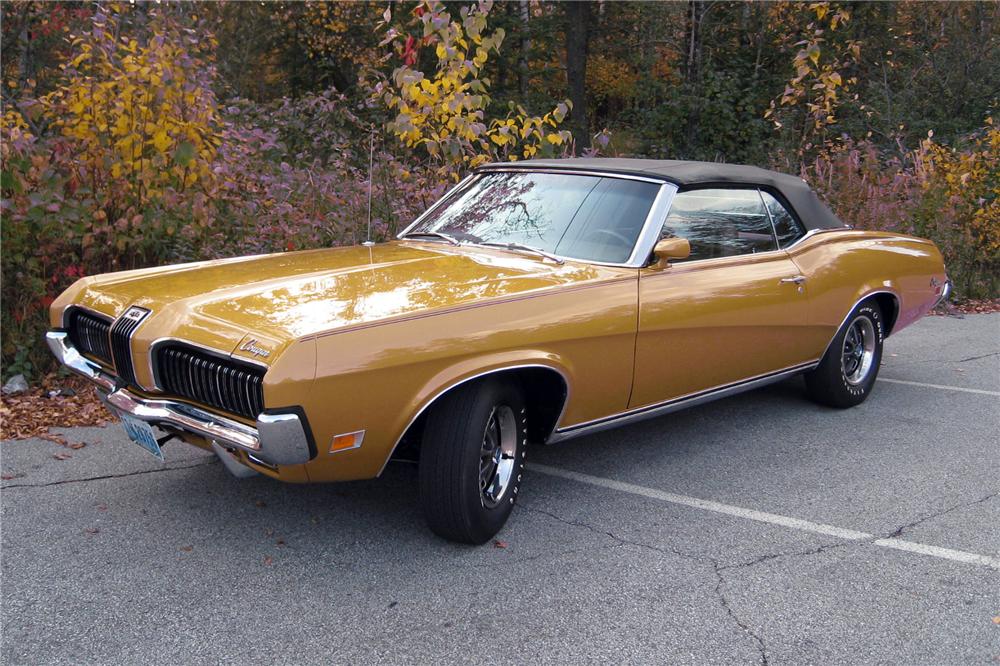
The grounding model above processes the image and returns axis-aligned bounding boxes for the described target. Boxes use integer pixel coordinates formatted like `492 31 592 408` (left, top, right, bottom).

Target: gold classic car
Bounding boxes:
47 158 950 543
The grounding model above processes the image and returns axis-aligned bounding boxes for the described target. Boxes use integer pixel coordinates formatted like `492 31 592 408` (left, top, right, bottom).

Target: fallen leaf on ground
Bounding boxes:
1 473 24 481
84 527 100 534
53 452 72 460
39 433 68 446
0 375 113 440
930 298 1000 316
68 441 86 450
493 540 508 549
263 556 273 565
96 504 108 511
254 499 267 508
993 616 1000 625
180 545 194 552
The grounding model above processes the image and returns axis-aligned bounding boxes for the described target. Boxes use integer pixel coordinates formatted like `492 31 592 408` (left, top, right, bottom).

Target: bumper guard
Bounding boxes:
934 279 953 309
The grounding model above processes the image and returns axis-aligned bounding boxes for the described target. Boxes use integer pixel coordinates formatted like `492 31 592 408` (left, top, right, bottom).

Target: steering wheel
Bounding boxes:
583 228 632 249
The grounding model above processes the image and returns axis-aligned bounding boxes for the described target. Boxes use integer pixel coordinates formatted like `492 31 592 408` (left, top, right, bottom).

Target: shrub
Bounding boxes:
803 120 999 298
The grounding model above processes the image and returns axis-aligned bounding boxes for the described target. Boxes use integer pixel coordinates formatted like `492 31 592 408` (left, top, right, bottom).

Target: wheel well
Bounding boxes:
391 366 569 463
869 293 900 336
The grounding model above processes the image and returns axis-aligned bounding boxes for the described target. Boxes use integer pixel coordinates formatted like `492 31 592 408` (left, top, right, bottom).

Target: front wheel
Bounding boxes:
805 300 885 408
419 378 527 544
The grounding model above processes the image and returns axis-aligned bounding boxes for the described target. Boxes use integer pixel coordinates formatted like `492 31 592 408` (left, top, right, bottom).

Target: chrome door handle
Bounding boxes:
780 275 807 285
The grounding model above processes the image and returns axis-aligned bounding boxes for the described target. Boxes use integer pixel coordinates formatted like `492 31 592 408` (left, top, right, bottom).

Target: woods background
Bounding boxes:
2 0 998 380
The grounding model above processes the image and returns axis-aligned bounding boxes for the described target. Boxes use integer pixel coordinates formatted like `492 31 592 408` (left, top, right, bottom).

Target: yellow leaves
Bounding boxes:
41 6 220 208
382 1 571 175
151 130 171 153
768 3 859 153
807 45 821 66
810 2 829 21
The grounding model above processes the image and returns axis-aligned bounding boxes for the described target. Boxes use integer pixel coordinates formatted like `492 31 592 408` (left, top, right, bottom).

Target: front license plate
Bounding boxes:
118 413 164 461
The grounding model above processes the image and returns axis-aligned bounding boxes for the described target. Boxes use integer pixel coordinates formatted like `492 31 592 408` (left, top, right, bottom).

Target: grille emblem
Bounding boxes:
239 339 271 358
121 306 151 324
110 306 150 385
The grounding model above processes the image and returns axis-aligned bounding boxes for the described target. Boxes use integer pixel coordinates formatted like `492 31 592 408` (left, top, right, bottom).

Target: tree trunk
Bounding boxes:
16 6 33 91
684 0 706 152
565 1 591 150
518 0 531 99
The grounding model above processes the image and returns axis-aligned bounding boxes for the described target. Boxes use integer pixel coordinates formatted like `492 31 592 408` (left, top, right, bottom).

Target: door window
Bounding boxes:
661 188 778 261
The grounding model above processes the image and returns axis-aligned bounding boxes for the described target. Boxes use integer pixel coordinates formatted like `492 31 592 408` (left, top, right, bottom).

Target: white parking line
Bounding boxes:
531 464 1000 570
878 377 1000 396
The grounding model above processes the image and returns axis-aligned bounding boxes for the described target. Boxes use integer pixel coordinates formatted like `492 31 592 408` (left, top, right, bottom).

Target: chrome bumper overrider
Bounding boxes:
934 279 953 309
45 331 313 467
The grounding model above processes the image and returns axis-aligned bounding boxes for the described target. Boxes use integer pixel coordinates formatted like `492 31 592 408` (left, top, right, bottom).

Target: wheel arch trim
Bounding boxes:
818 289 899 363
376 361 572 476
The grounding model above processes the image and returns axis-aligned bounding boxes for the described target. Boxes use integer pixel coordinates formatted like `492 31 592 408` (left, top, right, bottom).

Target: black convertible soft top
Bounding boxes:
477 157 846 231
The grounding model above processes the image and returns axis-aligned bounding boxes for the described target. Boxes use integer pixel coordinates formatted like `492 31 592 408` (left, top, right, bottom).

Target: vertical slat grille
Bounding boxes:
109 310 146 385
67 310 113 366
156 344 265 420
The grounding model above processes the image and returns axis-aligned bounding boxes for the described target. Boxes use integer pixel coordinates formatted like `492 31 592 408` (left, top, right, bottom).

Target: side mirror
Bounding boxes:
652 237 690 265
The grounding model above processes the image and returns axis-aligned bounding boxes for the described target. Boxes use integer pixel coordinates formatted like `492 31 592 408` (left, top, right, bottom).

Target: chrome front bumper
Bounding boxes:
46 331 313 466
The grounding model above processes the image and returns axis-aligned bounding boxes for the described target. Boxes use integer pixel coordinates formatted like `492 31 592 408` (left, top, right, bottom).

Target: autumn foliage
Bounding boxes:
1 0 998 378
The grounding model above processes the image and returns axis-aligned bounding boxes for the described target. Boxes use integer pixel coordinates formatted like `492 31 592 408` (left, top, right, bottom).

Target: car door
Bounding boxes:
629 187 816 409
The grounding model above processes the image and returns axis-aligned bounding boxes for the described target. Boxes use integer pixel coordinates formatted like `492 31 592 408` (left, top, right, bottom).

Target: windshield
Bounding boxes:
405 171 661 264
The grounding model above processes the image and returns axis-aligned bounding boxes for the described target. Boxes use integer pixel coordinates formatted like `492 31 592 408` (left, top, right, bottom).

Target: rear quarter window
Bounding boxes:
760 191 806 248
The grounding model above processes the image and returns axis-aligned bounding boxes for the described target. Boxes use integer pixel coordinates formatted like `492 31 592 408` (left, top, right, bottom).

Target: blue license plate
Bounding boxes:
118 413 164 461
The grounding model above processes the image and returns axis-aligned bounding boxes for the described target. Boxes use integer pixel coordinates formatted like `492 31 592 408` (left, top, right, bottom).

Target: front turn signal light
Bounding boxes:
329 430 365 454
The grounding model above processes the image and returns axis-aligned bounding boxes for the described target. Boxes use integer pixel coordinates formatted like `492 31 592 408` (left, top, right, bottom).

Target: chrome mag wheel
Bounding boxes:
842 315 876 385
479 405 517 508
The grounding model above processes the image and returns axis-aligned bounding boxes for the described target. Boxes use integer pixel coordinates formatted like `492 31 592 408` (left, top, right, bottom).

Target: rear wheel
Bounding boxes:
805 300 884 408
419 378 527 544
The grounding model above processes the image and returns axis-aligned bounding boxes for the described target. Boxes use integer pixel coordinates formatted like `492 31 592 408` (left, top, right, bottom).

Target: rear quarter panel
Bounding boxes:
788 230 947 355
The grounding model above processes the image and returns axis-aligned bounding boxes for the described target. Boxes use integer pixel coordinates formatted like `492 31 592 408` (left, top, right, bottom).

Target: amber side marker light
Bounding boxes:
329 430 365 454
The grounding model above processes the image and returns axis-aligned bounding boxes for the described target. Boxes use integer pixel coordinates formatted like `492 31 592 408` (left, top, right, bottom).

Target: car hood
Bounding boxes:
59 241 629 360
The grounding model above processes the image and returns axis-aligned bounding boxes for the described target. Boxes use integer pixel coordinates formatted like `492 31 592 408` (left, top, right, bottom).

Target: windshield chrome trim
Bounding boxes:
397 171 678 269
627 183 677 267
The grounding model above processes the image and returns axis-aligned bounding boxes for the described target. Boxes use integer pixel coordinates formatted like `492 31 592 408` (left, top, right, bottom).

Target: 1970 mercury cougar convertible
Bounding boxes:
47 158 950 543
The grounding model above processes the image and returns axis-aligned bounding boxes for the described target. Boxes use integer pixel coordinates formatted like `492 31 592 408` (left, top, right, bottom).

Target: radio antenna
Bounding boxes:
362 126 376 247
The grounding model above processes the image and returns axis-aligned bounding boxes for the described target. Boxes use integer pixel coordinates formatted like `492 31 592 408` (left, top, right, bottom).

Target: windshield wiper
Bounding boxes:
478 241 565 265
400 231 460 246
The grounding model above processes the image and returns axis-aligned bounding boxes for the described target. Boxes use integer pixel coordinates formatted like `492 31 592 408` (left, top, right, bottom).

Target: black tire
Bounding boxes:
805 300 885 408
419 378 527 544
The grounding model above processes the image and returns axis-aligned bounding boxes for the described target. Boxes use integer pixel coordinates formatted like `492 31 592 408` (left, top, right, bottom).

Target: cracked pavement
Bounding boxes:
2 313 998 665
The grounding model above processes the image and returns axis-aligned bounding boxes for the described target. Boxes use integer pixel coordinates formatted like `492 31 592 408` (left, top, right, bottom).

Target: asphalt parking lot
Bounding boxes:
2 313 998 665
